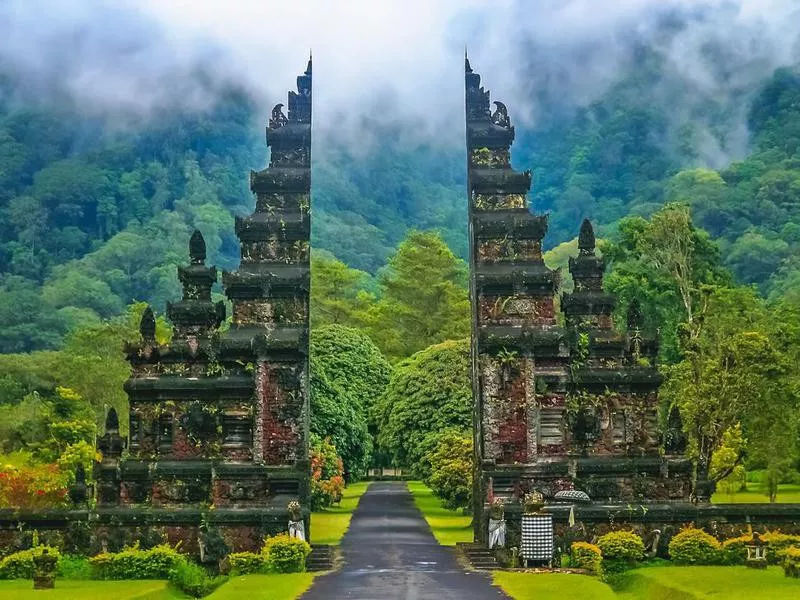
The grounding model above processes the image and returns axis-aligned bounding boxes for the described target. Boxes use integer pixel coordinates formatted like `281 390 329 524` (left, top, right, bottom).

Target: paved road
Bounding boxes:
301 481 510 600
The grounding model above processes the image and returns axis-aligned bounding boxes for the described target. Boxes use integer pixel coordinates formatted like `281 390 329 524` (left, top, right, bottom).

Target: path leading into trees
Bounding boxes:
301 481 509 600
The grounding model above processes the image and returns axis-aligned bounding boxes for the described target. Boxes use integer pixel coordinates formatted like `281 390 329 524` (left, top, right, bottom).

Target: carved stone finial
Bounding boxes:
140 306 156 343
189 230 206 265
627 298 643 330
269 103 288 129
578 218 596 254
305 53 312 76
465 55 472 73
491 101 510 127
105 407 119 432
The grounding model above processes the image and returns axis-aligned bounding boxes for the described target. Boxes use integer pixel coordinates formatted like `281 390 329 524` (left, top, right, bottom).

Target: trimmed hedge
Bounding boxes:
169 560 227 598
669 528 720 565
782 546 800 578
720 531 800 565
0 546 61 579
597 531 645 562
89 544 183 580
227 552 268 575
570 542 602 575
262 534 311 573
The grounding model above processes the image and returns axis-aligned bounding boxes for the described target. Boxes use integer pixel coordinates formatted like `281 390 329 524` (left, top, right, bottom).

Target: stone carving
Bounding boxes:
491 101 511 127
269 103 288 129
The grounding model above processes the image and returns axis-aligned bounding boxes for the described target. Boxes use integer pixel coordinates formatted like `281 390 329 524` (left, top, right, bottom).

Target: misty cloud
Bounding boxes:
2 0 800 163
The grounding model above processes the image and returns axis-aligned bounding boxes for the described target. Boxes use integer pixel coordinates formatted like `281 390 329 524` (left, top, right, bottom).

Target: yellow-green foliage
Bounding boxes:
668 528 721 565
570 541 603 575
597 531 645 562
89 544 183 580
0 546 61 579
261 534 311 573
761 531 800 564
782 546 800 578
226 552 266 575
719 533 753 564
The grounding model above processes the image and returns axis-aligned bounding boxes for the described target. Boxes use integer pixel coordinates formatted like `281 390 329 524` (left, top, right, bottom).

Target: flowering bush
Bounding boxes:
262 534 311 573
310 437 345 510
0 463 68 509
668 528 721 565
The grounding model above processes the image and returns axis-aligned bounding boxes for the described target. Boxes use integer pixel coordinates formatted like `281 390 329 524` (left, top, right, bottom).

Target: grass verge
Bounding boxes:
310 481 370 545
0 579 186 599
407 480 472 546
0 574 318 600
494 566 800 600
207 573 316 599
712 483 800 504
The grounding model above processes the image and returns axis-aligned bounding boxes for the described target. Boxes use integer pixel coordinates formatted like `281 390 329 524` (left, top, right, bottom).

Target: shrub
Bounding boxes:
310 437 345 511
262 534 311 573
570 542 602 575
57 555 92 579
0 546 61 579
719 533 752 565
169 560 227 598
597 531 645 562
762 531 800 565
89 544 184 579
668 528 720 565
782 546 800 578
424 430 473 511
226 552 267 575
0 463 68 509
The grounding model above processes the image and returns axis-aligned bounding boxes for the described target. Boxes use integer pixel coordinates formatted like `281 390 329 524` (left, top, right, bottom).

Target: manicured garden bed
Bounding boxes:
407 481 472 545
310 481 371 545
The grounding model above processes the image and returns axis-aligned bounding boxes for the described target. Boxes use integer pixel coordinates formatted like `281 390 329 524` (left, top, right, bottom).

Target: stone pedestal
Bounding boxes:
32 549 57 589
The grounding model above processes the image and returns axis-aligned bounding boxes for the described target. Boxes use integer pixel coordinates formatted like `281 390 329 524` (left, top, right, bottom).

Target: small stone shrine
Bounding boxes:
465 56 694 548
92 59 313 552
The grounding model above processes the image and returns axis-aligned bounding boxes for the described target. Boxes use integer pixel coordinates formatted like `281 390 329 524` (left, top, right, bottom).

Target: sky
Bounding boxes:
2 0 800 156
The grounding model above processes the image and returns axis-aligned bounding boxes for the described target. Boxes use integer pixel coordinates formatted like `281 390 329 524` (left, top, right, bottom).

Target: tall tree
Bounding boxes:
368 231 470 361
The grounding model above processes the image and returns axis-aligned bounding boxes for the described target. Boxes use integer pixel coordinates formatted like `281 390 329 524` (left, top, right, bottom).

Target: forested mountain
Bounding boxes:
1 46 800 352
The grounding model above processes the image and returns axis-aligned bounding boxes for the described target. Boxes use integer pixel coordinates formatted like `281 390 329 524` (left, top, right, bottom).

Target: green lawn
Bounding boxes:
0 579 186 599
494 571 617 599
712 483 800 504
407 481 472 545
310 481 370 545
207 573 315 599
0 574 317 600
495 566 800 600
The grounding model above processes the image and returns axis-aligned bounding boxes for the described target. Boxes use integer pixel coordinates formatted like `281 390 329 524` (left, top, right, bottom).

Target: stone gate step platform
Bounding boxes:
457 542 501 570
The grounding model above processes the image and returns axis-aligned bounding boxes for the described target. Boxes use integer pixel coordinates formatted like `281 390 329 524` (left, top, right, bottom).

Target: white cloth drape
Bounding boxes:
488 519 506 549
288 520 306 542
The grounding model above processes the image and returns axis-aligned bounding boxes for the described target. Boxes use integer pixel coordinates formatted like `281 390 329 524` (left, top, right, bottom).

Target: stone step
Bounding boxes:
306 544 335 572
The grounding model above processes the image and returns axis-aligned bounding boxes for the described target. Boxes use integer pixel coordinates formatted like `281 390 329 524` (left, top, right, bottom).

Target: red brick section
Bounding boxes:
257 363 300 465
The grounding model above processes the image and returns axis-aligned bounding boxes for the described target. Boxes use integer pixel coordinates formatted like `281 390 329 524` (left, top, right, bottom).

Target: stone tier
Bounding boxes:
223 265 309 300
265 122 311 152
235 212 310 243
475 263 558 296
124 375 254 400
250 167 311 194
470 168 532 194
466 120 515 150
473 210 548 240
478 325 566 357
